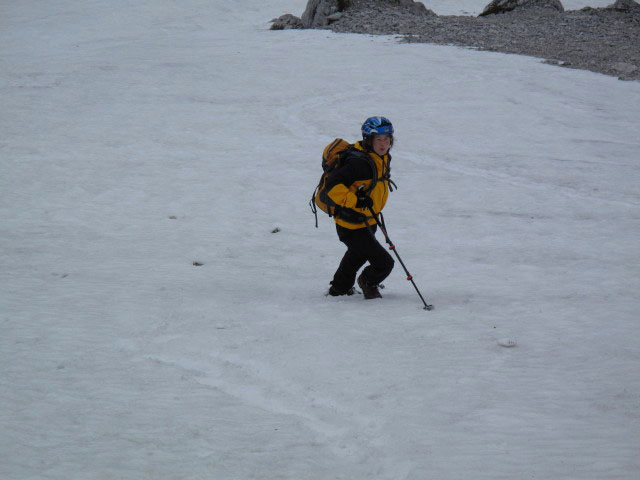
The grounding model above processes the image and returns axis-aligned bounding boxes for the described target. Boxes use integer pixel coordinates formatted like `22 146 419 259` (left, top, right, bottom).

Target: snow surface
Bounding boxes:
2 1 640 479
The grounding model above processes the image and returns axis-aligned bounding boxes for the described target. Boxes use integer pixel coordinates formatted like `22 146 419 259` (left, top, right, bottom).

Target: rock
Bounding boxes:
270 14 304 30
394 0 435 16
301 0 434 28
607 0 640 11
480 0 565 17
301 0 348 28
611 62 638 74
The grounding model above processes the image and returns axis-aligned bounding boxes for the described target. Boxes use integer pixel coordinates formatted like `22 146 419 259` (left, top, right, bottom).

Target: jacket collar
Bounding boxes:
354 141 389 163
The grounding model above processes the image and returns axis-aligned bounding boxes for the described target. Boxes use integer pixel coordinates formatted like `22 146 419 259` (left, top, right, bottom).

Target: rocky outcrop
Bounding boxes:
300 0 433 27
393 0 434 16
301 0 348 27
270 14 304 30
607 0 640 11
479 0 564 17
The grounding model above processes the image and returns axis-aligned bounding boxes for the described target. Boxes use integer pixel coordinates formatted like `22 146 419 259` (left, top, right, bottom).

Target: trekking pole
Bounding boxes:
367 207 434 311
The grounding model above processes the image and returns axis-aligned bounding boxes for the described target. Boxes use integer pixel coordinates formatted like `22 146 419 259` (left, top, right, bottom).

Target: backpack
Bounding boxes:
309 138 378 227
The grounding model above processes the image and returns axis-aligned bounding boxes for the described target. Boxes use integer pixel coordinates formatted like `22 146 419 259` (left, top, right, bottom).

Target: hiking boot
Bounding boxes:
357 273 382 299
328 285 355 297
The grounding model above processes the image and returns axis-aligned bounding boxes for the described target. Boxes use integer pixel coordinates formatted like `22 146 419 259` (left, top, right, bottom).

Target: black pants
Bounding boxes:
331 224 394 293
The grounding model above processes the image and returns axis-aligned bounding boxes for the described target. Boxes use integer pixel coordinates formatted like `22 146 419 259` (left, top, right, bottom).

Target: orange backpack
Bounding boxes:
309 138 376 227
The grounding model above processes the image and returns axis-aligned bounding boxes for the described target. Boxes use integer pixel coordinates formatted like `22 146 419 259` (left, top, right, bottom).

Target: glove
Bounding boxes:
355 189 373 209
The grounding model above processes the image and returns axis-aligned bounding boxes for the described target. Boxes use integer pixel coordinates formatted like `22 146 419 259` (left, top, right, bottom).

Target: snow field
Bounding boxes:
1 1 639 479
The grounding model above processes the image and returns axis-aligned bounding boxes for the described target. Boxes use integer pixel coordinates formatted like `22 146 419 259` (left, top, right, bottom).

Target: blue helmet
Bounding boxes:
361 116 394 139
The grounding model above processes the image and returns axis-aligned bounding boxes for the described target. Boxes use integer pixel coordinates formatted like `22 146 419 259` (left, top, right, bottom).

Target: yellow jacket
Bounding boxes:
326 141 391 229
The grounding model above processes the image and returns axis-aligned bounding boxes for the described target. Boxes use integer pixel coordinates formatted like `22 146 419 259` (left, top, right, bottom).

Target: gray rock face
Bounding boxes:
301 0 348 27
607 0 640 11
394 0 434 16
480 0 564 17
301 0 433 27
270 14 304 30
610 62 638 75
313 0 436 34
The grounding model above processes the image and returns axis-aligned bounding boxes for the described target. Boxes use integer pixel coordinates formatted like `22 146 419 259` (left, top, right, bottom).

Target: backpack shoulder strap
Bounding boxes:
346 149 378 193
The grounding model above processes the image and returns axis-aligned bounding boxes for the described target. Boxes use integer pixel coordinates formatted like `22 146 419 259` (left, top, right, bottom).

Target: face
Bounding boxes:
372 134 392 156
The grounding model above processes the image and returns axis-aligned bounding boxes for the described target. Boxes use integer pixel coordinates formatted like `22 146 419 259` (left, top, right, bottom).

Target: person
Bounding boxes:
325 116 396 299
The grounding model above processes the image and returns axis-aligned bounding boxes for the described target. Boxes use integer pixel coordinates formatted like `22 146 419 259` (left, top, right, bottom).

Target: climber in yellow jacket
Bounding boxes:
326 116 395 299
